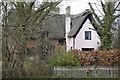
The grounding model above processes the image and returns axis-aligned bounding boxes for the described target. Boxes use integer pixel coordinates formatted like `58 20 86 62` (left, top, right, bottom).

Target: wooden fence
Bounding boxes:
53 66 120 78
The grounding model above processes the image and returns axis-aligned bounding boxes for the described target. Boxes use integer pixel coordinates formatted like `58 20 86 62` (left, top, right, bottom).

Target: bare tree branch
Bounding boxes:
113 2 120 12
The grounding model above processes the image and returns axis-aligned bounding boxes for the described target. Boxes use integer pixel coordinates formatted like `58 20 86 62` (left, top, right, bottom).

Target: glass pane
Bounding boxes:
85 31 91 40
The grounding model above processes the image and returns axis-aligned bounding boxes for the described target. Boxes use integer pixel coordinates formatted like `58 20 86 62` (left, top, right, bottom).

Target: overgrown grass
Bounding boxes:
24 61 32 69
0 61 2 69
23 58 52 78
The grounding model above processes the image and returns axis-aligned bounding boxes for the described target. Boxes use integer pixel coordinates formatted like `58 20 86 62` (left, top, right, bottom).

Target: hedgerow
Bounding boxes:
52 50 120 66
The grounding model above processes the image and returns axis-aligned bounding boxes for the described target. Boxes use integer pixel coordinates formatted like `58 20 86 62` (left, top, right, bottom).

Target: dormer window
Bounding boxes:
85 31 91 40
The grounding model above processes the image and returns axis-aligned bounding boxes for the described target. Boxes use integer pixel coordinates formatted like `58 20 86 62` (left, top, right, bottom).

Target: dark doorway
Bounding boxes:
82 48 94 51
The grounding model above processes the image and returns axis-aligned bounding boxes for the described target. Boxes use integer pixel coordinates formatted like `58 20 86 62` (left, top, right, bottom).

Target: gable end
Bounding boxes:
69 14 100 38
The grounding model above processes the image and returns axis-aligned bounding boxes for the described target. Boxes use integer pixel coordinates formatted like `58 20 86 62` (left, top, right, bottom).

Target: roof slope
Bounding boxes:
69 10 91 37
42 14 65 39
42 10 94 39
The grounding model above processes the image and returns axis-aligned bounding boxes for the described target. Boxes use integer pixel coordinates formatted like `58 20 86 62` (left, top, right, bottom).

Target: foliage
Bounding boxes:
51 51 80 66
23 59 52 78
74 49 120 66
52 49 120 66
0 62 2 69
89 1 120 50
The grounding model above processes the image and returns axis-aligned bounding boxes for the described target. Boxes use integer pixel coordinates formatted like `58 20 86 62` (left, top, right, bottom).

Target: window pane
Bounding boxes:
85 31 91 40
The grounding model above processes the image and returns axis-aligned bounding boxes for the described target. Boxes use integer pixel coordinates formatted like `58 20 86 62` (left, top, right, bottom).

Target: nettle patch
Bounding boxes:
52 50 120 67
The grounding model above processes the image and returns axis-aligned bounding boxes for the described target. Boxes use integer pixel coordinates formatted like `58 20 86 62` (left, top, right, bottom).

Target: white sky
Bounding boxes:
59 0 98 15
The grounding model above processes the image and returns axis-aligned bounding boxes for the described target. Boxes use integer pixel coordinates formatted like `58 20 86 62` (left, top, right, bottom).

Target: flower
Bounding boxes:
72 54 75 57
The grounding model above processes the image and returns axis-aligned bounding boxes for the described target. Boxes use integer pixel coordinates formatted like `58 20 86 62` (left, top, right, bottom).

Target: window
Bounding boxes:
58 40 64 46
85 31 91 40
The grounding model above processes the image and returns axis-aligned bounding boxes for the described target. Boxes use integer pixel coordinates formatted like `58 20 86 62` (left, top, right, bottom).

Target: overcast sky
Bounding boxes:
59 0 98 15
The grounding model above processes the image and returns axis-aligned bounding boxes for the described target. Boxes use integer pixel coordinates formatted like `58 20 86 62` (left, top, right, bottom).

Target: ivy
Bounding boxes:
89 1 120 50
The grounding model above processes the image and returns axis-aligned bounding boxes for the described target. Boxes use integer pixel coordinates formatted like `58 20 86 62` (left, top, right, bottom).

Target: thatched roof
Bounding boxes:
42 14 65 39
69 10 91 37
42 10 94 39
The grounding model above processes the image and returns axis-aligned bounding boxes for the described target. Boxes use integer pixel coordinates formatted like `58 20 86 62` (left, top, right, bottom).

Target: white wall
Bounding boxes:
66 17 74 51
75 19 100 50
67 37 73 50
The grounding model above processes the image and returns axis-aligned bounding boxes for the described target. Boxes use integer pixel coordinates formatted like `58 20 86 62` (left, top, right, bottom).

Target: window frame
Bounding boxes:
85 31 91 40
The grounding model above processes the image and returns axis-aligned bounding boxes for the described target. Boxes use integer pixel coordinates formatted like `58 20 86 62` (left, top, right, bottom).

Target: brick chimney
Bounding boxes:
65 6 71 51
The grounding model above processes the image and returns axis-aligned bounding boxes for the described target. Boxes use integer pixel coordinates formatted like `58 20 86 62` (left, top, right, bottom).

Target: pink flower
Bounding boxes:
72 54 75 57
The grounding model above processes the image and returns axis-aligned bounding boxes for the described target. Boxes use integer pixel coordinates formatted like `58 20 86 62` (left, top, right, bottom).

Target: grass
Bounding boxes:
24 61 32 68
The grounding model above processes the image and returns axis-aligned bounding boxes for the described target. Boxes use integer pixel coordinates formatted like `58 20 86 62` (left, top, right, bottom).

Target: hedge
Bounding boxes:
52 50 120 66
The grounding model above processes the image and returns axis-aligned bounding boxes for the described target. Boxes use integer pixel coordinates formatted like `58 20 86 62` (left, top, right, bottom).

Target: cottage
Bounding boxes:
43 6 101 51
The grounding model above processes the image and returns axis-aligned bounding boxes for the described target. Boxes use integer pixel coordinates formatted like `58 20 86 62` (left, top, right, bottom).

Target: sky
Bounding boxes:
59 0 98 15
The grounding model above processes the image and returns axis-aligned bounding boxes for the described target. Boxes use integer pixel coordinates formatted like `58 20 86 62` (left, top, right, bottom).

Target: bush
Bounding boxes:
51 51 80 66
51 49 120 66
75 49 120 66
24 57 52 78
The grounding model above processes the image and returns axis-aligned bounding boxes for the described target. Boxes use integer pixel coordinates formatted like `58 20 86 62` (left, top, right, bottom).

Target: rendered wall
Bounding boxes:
75 19 101 50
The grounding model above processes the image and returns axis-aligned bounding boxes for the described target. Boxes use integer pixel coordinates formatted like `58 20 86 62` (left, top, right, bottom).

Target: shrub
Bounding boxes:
75 49 120 66
51 51 80 66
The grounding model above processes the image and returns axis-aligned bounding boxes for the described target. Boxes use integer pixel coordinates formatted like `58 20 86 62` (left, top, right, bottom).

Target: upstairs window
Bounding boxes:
85 31 91 40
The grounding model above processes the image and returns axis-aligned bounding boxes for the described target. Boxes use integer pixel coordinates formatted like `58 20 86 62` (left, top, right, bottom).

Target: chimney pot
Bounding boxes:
66 6 71 17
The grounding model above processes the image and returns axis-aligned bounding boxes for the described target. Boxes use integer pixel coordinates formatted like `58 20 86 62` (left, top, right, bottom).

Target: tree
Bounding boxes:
2 1 62 78
89 1 120 50
118 24 120 49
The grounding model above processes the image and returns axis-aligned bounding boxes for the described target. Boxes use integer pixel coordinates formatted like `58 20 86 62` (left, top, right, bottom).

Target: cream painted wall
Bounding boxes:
75 19 101 50
66 18 74 51
66 18 73 51
67 37 73 50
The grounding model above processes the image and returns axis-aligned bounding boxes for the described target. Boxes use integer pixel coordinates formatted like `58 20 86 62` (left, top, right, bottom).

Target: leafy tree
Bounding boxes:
89 1 120 50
